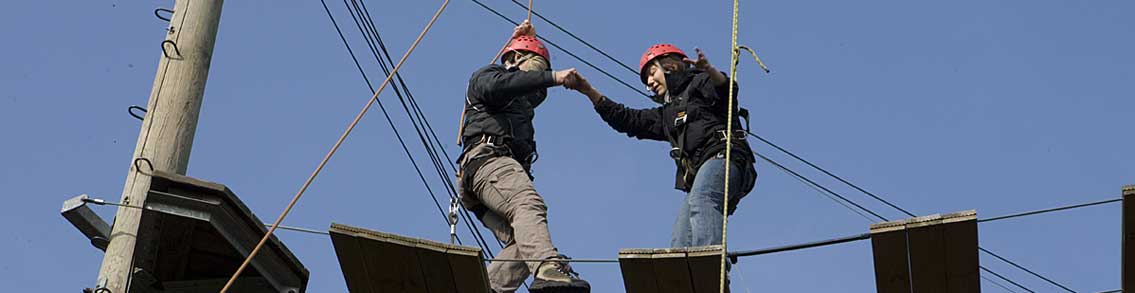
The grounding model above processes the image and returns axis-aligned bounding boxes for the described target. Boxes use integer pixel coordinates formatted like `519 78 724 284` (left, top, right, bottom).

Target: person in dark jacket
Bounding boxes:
565 44 757 252
457 21 590 293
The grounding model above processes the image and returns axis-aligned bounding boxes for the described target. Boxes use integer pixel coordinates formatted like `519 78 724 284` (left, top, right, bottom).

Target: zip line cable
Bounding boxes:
745 131 916 217
505 0 638 75
980 247 1078 293
980 274 1026 293
326 0 461 245
982 266 1037 293
467 0 649 98
744 131 1076 293
280 1 1097 291
340 0 499 256
220 1 452 291
756 152 889 221
978 198 1122 223
469 2 1056 290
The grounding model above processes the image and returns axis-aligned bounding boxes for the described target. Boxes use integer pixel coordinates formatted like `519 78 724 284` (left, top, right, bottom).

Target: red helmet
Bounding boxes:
639 44 687 84
501 35 550 64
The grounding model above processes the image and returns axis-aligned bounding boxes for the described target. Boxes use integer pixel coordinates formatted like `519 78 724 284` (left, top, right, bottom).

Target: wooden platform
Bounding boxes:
618 245 725 293
328 223 490 293
132 171 309 292
870 210 979 293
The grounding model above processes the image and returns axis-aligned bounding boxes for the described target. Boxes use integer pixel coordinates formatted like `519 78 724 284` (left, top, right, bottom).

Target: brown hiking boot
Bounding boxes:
529 255 590 293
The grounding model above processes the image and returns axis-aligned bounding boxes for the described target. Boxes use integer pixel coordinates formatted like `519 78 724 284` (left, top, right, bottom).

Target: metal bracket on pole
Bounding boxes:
61 194 112 251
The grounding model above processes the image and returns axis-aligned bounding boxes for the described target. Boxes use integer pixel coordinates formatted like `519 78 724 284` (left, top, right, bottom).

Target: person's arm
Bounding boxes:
566 72 667 141
468 66 575 108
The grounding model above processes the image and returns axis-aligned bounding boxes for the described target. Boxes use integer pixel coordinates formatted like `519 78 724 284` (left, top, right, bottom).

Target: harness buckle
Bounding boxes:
717 130 747 142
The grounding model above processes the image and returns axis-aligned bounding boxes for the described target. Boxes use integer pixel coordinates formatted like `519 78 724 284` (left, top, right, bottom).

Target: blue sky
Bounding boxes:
2 0 1132 291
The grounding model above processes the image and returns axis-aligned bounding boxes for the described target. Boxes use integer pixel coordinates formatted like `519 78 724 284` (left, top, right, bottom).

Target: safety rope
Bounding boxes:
218 0 451 291
720 0 741 291
457 0 533 144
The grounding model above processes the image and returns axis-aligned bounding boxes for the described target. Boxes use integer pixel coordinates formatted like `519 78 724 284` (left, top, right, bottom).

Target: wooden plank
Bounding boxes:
907 219 948 293
870 211 978 293
361 233 429 292
652 253 693 293
445 251 490 293
942 219 980 292
330 232 374 293
686 246 725 293
1124 185 1134 293
618 256 660 293
619 246 723 293
416 245 458 293
870 230 911 293
329 223 489 293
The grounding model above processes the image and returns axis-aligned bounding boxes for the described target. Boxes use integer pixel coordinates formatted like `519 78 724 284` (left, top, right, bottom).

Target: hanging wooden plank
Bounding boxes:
328 223 490 293
1124 185 1134 293
870 210 979 293
618 245 724 293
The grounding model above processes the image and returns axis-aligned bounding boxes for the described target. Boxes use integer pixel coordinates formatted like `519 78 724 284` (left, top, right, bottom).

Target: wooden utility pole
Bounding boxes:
94 0 224 291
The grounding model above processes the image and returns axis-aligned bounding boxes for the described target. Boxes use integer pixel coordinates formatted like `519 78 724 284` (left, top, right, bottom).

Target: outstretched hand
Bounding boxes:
562 71 605 104
563 71 590 91
682 47 713 70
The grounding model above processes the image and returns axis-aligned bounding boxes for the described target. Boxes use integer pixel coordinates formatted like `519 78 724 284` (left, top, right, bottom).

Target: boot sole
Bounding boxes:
529 280 591 293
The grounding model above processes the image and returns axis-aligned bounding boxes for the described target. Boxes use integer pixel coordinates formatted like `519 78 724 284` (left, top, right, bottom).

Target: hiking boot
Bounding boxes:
529 255 590 293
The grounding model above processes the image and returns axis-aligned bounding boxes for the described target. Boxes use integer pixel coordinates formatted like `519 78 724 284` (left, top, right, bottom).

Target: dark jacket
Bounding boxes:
593 69 755 191
460 64 555 170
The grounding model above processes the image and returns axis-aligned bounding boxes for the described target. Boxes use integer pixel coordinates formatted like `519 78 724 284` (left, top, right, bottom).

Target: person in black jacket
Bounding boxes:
457 21 590 293
565 44 757 254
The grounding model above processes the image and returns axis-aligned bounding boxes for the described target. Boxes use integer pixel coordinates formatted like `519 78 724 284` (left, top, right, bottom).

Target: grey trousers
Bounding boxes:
459 144 558 293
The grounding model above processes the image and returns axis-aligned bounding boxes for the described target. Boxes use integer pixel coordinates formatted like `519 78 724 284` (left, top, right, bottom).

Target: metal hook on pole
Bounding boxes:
161 40 182 60
133 157 155 176
154 8 173 22
127 105 147 121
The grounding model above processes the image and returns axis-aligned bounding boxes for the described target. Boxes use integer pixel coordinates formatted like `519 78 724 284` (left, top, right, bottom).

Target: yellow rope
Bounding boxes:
721 0 741 291
219 0 451 291
736 45 770 74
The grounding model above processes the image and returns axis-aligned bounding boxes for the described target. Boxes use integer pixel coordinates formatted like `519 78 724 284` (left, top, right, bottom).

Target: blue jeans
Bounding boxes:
671 156 752 248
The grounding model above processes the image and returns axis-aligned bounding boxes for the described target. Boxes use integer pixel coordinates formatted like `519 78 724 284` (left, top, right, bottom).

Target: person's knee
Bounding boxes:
510 189 548 217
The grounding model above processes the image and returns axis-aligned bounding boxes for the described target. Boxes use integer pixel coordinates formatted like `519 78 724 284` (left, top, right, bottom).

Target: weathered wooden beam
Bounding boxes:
328 223 491 293
618 245 724 293
95 0 225 291
61 194 111 251
870 210 980 293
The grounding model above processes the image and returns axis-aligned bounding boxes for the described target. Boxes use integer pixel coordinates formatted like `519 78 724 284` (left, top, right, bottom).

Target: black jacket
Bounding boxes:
593 69 755 191
460 64 556 169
